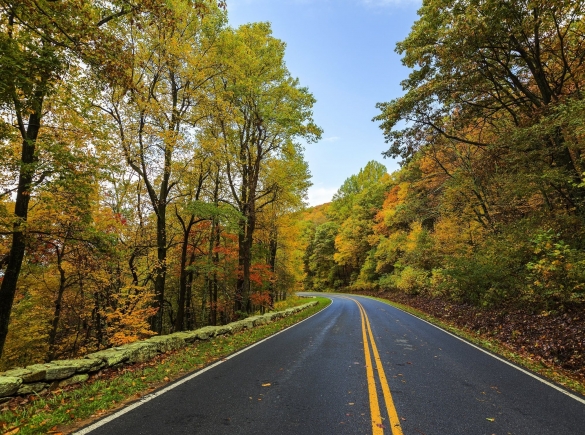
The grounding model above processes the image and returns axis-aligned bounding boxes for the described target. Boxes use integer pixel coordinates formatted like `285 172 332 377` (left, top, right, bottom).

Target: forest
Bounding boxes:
0 0 320 369
301 1 585 375
2 0 585 378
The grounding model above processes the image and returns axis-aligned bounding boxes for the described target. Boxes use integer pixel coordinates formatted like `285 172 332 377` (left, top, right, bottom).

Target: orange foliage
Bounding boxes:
249 291 272 309
249 263 274 286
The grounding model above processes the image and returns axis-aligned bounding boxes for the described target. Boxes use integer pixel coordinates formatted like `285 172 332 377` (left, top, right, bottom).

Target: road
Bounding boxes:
76 294 585 435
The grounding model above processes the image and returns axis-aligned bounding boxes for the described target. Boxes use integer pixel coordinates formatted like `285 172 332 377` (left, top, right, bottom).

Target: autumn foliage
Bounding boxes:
0 1 316 368
302 1 585 308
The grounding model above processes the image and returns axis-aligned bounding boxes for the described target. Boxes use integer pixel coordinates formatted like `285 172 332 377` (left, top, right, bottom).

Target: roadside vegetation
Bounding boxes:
298 0 585 395
0 297 330 435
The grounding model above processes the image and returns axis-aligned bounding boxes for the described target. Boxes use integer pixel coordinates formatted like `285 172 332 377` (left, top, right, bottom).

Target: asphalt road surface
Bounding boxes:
76 294 585 435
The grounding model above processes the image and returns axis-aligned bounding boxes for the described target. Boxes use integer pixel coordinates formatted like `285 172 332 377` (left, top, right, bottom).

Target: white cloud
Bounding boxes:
322 136 340 143
307 186 338 206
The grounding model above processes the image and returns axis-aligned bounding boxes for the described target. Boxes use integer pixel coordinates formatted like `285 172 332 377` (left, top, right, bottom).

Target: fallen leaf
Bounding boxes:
4 428 20 435
348 403 354 405
486 418 495 422
163 376 170 382
261 383 271 387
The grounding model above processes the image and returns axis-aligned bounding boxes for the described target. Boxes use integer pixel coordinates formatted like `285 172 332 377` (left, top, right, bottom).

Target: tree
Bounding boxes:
0 0 151 360
97 0 226 332
329 161 387 222
209 22 320 314
334 173 390 280
375 0 585 212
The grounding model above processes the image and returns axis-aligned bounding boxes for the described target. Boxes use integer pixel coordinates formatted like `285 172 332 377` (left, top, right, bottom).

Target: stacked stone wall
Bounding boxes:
0 301 318 401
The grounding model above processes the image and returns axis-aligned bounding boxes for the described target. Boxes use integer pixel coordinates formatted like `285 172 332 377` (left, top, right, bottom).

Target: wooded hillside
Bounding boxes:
300 0 585 379
304 0 585 306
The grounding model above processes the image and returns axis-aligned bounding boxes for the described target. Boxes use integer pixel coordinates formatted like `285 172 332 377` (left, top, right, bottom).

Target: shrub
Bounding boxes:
526 230 585 308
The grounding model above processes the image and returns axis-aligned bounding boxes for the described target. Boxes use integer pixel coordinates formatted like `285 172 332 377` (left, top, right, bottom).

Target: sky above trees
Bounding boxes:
227 0 421 205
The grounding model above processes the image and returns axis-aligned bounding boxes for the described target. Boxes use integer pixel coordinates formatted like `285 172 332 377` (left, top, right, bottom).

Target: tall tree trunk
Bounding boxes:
0 103 43 357
267 228 277 307
93 291 104 349
47 246 67 361
185 283 193 329
207 217 216 325
551 130 585 213
235 225 247 315
151 203 167 333
175 215 195 332
185 249 196 330
211 221 220 325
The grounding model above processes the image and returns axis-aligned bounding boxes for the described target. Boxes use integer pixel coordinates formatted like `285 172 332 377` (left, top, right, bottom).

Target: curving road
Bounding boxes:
76 294 585 435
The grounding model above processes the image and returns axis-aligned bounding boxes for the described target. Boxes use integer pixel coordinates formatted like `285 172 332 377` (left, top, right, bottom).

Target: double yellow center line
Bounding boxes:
345 297 404 435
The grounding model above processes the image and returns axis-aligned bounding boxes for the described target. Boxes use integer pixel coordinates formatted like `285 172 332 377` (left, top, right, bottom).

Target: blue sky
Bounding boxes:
227 0 421 206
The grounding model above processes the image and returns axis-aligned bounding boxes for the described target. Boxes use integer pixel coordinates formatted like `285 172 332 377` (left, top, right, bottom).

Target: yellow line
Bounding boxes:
356 300 404 435
358 297 384 435
342 296 404 435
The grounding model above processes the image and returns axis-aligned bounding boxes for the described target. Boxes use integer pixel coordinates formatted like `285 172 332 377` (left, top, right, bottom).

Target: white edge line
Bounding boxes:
74 300 332 434
360 294 585 406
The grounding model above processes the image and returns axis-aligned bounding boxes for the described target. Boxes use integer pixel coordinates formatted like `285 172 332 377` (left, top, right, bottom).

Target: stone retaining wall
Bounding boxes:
0 301 318 401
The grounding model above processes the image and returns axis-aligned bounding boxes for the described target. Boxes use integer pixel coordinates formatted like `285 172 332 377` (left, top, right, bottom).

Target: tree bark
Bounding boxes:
47 245 67 361
151 204 167 333
175 214 194 332
0 104 43 357
267 228 277 306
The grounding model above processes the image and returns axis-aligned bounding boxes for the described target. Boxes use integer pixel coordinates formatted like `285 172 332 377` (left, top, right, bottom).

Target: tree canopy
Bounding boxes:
0 1 319 367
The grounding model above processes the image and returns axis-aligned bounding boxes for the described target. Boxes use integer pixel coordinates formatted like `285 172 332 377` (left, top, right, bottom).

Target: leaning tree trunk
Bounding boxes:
0 104 43 358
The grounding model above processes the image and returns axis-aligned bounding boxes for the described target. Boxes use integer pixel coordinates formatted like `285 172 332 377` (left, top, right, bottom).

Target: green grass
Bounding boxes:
363 294 585 398
0 297 330 435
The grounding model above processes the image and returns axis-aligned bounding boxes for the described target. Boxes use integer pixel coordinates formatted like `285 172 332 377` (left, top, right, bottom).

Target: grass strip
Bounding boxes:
0 297 330 435
363 294 585 398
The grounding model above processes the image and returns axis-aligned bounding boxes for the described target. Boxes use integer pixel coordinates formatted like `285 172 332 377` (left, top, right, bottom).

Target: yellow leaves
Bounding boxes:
105 286 158 347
